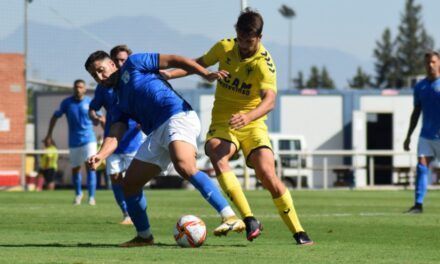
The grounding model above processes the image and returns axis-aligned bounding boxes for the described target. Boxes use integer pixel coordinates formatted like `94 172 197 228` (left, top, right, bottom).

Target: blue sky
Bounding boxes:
1 0 440 74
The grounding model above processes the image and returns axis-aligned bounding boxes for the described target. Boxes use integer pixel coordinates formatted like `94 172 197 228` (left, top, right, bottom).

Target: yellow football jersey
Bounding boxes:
202 38 277 125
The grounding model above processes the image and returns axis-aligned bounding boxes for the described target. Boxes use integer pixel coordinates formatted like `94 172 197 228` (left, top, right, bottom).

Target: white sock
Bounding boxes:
220 206 235 219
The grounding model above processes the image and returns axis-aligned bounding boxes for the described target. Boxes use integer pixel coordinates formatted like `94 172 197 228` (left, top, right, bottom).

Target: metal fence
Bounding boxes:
0 149 422 190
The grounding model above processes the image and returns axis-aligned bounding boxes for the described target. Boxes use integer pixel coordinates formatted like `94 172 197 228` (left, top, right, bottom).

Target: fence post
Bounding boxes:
296 153 302 189
21 152 26 190
323 157 328 190
243 159 249 190
368 156 375 187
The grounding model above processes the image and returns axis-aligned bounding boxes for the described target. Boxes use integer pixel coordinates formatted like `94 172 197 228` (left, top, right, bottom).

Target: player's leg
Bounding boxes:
107 154 131 224
71 166 83 205
166 111 244 236
83 142 97 205
206 138 254 219
119 158 161 247
45 169 56 190
407 137 434 213
169 139 245 236
248 148 313 245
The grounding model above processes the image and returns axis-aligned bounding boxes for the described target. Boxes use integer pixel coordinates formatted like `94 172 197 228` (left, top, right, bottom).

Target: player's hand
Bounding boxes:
229 113 251 130
403 137 411 151
159 70 172 80
87 154 103 170
205 70 229 82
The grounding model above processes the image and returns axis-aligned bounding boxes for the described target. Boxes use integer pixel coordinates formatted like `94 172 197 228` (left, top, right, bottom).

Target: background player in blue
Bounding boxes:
44 79 98 205
404 51 440 214
89 45 145 225
85 50 242 247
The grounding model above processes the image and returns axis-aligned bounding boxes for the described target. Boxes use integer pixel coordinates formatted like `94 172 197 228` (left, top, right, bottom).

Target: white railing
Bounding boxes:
273 150 417 190
0 149 418 190
0 149 69 188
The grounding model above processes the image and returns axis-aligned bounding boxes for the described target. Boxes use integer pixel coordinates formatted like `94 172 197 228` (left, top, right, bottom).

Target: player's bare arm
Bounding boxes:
404 106 421 151
88 108 106 128
159 56 228 81
88 122 127 169
229 89 276 130
44 115 59 142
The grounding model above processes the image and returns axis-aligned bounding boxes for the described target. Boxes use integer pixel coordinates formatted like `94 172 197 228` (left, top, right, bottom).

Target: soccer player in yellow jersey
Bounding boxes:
163 8 313 245
37 138 59 190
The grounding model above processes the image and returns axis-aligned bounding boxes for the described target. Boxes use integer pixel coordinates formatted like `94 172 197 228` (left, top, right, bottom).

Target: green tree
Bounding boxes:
293 71 305 89
348 67 373 89
320 67 335 89
395 0 434 86
373 28 398 88
306 66 320 88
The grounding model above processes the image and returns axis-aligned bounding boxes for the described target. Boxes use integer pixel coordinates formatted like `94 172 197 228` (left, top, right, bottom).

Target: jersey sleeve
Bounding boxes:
110 105 129 126
129 53 160 73
53 99 66 118
90 86 104 111
257 54 277 92
201 40 224 67
413 84 421 107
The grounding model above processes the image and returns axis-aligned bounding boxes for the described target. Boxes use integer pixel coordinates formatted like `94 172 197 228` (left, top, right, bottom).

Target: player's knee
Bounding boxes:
173 160 197 179
110 173 123 184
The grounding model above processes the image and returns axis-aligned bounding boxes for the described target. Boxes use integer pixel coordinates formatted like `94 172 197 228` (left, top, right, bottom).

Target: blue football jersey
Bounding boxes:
54 96 96 148
90 85 145 154
111 53 192 135
414 77 440 140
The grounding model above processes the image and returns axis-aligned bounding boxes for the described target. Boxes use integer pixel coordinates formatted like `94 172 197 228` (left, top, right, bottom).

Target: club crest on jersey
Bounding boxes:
246 67 253 76
121 70 130 84
226 57 231 65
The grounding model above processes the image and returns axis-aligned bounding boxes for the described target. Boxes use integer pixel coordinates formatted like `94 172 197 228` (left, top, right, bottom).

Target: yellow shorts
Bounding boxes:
205 122 272 167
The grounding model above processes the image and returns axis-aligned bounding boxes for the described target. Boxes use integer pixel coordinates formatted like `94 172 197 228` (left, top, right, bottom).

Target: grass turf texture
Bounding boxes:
0 189 439 264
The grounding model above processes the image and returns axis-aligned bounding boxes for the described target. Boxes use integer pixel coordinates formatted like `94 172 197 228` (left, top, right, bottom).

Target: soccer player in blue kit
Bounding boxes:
45 79 98 205
89 45 145 225
404 51 440 214
85 50 244 247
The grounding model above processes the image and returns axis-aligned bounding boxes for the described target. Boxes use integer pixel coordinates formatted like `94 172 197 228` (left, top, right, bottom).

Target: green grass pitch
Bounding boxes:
0 189 439 263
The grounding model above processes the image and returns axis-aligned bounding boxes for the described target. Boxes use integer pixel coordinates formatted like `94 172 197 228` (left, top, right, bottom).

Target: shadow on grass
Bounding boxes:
0 242 247 248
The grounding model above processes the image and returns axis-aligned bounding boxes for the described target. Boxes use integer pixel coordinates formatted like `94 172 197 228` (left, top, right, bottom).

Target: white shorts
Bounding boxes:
134 111 200 170
417 137 440 159
106 152 136 175
70 142 97 168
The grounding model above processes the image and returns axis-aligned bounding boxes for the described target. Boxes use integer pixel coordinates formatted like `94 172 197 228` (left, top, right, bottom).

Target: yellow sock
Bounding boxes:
273 191 304 233
218 171 253 218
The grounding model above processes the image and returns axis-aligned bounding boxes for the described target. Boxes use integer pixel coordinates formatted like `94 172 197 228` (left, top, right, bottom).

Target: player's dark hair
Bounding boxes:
84 50 111 71
73 79 85 86
110 44 132 59
235 8 264 37
425 50 440 60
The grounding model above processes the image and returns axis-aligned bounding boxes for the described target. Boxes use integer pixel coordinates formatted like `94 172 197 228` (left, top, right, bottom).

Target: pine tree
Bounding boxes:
306 66 320 88
320 67 335 89
395 0 435 86
293 71 305 89
373 28 398 88
348 67 373 89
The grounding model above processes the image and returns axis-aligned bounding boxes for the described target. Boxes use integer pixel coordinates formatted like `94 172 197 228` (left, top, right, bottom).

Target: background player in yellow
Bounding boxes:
162 8 313 245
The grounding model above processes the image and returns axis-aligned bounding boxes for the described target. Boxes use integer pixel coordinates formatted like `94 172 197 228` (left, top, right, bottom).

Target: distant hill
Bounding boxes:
0 15 372 89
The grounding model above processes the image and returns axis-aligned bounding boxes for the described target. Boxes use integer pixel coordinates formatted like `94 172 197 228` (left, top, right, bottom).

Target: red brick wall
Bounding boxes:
0 54 26 174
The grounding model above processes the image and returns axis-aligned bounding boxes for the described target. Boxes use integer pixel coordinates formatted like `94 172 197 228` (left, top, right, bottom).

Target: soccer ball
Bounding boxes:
174 215 207 248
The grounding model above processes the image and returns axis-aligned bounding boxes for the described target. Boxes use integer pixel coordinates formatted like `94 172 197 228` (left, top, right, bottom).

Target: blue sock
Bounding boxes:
72 172 82 196
415 163 429 204
87 170 97 199
189 171 229 213
125 191 150 232
112 183 128 214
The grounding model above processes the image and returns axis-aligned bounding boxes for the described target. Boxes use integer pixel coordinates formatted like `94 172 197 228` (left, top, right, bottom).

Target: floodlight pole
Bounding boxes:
279 5 296 89
24 0 28 79
240 0 247 11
